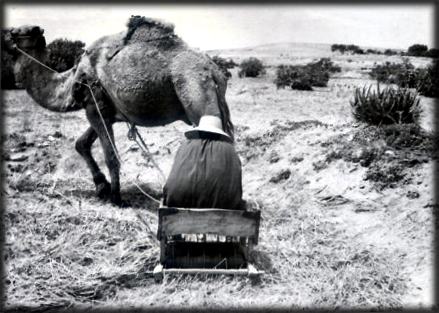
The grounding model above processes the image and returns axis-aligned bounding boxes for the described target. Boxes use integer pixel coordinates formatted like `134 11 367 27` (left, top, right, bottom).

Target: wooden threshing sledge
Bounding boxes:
153 204 263 282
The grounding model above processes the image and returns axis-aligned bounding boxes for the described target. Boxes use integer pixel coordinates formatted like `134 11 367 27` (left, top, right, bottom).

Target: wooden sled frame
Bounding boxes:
153 206 263 282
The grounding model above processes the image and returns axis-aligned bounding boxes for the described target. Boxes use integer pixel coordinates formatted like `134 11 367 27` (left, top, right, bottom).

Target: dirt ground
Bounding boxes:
2 43 436 310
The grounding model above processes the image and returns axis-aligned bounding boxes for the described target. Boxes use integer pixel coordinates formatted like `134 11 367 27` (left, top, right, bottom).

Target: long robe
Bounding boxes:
163 134 242 210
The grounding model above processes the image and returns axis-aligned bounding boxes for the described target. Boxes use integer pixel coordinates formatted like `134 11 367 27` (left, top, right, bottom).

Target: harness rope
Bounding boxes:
16 46 163 216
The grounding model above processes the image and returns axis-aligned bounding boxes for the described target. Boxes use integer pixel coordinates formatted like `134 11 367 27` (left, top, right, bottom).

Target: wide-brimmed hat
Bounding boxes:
185 115 230 140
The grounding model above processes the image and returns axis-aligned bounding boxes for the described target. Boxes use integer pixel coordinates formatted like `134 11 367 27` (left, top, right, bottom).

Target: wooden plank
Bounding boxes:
162 265 264 276
157 208 260 243
247 263 262 277
163 268 250 275
159 239 166 263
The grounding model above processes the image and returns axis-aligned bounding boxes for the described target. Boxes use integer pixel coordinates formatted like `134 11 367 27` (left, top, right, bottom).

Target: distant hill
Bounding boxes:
206 42 333 66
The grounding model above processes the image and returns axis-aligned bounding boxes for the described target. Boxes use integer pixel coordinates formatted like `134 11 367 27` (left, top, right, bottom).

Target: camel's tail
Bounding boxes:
213 73 235 142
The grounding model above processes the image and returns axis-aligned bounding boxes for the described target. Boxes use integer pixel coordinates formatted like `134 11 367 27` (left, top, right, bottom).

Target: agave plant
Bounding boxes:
350 84 421 125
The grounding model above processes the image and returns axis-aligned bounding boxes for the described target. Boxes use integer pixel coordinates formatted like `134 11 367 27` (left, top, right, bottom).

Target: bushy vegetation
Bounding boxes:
369 59 438 98
332 42 439 58
407 44 428 57
322 123 434 189
350 84 421 125
46 38 85 72
211 55 237 79
366 48 383 55
384 49 399 56
425 48 439 58
238 57 265 78
416 60 439 98
406 44 438 58
331 44 364 54
369 59 417 87
1 29 17 89
274 58 341 90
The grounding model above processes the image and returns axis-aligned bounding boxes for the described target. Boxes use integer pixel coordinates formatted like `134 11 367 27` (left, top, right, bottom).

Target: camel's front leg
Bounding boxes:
86 109 122 206
75 126 111 199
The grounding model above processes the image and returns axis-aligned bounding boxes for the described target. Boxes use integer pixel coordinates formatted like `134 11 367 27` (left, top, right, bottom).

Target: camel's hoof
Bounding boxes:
96 182 111 199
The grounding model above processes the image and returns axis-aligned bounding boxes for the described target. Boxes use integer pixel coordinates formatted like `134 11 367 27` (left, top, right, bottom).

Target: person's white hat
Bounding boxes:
185 115 230 140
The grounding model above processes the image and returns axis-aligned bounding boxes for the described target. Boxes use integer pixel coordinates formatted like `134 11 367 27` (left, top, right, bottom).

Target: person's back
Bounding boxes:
163 116 243 210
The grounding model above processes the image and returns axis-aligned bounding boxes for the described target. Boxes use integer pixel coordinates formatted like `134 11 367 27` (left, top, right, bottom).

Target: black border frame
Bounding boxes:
0 1 437 312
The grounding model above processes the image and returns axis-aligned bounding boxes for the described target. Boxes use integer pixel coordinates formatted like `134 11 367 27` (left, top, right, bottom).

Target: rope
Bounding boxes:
16 47 59 74
15 48 163 207
126 123 167 186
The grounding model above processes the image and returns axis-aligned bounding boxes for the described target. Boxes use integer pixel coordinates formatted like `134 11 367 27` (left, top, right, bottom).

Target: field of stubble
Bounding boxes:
2 43 436 310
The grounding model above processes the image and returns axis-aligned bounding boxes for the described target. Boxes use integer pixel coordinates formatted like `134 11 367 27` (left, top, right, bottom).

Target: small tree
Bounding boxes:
238 57 265 78
425 48 439 58
46 38 85 72
407 44 428 57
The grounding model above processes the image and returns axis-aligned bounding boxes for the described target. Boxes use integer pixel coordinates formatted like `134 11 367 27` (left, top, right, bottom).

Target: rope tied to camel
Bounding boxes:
126 123 167 184
15 46 164 207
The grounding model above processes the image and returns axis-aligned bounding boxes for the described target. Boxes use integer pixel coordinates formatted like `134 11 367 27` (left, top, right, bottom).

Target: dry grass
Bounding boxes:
2 43 435 310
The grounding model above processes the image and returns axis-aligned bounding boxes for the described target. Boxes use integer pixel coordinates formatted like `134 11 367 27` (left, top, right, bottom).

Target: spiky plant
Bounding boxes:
350 84 421 125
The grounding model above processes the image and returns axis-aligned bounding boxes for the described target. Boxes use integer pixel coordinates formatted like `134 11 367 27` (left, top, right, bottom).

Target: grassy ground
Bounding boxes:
2 43 436 310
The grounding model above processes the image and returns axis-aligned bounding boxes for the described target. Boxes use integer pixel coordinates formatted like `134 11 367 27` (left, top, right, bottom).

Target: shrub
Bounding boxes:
274 65 310 90
331 44 363 54
369 58 438 97
350 84 421 125
384 49 398 56
46 38 85 72
211 55 236 79
331 44 346 53
407 44 428 57
313 57 341 73
366 48 382 55
416 60 439 97
425 48 439 58
274 58 339 90
369 59 416 87
238 57 265 78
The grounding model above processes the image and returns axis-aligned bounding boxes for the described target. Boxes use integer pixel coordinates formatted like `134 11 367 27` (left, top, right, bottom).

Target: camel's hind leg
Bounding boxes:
75 126 111 199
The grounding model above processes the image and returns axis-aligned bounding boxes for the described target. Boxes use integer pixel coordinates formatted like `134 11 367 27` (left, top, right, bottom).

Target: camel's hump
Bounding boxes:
127 15 175 33
124 15 176 44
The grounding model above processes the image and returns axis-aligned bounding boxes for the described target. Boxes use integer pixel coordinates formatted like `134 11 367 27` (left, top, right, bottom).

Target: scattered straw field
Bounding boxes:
2 43 436 310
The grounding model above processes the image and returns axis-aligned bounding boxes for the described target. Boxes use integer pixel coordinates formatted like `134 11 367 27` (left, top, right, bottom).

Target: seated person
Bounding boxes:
163 115 243 210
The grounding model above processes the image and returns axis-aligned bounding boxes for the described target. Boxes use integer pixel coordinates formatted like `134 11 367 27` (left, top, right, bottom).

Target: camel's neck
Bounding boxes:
16 49 80 112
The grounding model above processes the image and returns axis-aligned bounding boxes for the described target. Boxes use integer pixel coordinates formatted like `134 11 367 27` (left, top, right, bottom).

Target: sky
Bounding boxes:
4 4 435 51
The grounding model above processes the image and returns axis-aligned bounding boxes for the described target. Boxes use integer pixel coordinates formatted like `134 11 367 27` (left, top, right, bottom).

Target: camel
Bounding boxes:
5 16 234 206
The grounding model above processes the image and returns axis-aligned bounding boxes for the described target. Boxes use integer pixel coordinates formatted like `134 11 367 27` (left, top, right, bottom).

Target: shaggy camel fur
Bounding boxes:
5 16 234 206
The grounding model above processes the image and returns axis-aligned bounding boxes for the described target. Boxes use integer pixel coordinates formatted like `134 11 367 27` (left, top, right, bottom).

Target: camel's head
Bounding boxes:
4 25 46 54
